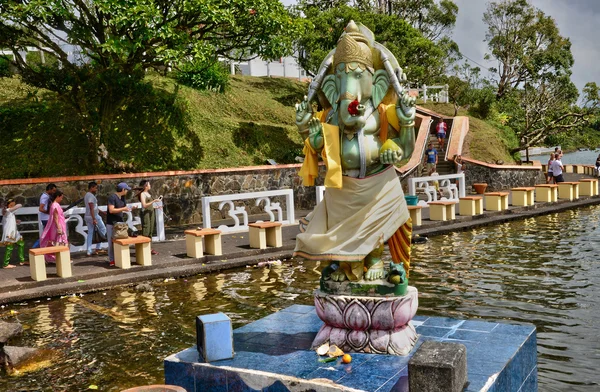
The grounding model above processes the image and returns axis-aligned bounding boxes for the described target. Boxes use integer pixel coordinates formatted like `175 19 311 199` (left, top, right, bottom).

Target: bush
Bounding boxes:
0 57 10 77
25 51 59 69
174 61 230 93
469 87 496 119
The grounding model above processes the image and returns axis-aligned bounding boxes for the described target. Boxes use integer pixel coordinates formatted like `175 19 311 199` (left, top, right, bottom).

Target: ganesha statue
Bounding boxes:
293 21 419 355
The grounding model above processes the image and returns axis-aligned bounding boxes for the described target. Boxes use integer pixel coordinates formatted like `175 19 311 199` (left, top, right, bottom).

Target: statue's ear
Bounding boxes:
372 70 390 107
322 74 338 109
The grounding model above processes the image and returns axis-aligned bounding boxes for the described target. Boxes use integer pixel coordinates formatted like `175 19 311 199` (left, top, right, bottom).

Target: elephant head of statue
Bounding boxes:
319 21 392 131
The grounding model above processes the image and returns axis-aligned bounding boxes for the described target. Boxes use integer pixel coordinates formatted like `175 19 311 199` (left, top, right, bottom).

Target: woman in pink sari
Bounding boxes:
40 191 68 263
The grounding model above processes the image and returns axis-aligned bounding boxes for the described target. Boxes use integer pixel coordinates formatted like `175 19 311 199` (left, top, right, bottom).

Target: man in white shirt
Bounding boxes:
550 154 564 183
32 183 57 248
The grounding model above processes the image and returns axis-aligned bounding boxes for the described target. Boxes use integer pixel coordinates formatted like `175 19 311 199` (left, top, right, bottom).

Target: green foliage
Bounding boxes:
0 57 10 77
175 61 230 93
0 74 305 179
388 0 459 41
483 0 574 99
25 51 59 70
0 0 303 170
469 87 496 120
294 4 450 84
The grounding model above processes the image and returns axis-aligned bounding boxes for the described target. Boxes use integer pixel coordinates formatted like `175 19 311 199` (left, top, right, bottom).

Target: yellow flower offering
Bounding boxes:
379 139 401 155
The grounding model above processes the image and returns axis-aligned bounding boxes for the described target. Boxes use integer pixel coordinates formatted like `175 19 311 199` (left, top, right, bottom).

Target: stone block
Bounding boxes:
0 322 23 344
196 313 234 363
408 340 467 392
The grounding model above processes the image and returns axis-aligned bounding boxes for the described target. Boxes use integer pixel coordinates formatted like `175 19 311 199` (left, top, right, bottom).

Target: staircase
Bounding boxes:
419 121 455 176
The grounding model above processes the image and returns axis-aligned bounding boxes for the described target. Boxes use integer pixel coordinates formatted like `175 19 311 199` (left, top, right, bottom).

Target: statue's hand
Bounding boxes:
380 148 403 165
396 92 416 126
307 117 324 150
295 95 314 135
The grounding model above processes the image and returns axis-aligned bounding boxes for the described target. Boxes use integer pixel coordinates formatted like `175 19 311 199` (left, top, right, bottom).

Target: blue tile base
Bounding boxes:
164 305 537 392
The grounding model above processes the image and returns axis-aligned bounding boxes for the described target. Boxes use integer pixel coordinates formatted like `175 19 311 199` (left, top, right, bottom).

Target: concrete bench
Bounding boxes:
113 236 152 269
557 182 580 201
249 222 283 249
484 192 509 211
185 229 222 258
407 206 422 226
428 201 456 221
29 246 71 281
511 187 535 207
573 165 585 174
564 164 573 173
458 196 483 216
579 179 599 196
535 184 558 203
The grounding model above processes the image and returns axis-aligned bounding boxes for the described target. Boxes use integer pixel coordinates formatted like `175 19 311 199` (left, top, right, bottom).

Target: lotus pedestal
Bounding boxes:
311 287 419 356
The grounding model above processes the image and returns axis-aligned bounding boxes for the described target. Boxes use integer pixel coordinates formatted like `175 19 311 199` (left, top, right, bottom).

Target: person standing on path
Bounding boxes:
547 153 555 184
136 180 160 255
39 191 68 263
32 183 57 248
84 181 107 256
550 153 565 183
424 142 438 175
436 118 447 150
2 199 25 268
106 183 136 266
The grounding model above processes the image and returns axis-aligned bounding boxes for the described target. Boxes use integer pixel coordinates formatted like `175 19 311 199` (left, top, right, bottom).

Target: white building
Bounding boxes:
233 56 309 81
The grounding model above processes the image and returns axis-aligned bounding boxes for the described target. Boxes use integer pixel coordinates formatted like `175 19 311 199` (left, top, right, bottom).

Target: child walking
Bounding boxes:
2 199 25 268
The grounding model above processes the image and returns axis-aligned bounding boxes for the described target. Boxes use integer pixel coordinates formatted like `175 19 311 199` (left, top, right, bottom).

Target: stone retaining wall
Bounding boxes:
0 160 547 225
462 159 544 191
0 165 325 225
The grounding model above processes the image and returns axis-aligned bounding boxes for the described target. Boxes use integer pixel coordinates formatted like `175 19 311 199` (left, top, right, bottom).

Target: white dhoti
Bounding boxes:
294 167 408 261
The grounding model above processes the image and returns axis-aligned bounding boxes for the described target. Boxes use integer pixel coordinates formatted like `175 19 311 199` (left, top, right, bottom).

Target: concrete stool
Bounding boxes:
579 179 599 196
407 206 422 226
113 236 152 269
484 192 509 211
249 222 283 249
535 184 558 203
574 165 585 174
511 187 535 207
428 201 456 221
564 164 573 173
184 229 222 258
558 182 580 201
458 196 483 216
28 246 71 281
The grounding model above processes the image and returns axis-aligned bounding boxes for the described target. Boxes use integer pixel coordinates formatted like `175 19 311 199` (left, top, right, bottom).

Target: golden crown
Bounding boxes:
333 20 373 71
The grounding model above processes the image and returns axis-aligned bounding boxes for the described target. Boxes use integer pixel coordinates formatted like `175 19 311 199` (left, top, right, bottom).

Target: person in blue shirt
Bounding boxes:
424 142 438 174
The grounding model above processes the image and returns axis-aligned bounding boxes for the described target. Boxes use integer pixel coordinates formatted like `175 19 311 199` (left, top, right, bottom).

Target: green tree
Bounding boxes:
483 0 573 100
0 0 301 170
391 0 458 41
500 78 600 154
294 3 452 84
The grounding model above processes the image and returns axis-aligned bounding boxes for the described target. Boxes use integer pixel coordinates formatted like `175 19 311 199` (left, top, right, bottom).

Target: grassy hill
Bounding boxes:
0 75 516 180
0 75 306 179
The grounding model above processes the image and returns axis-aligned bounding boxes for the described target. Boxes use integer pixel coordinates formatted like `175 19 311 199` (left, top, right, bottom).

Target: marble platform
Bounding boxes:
164 305 537 392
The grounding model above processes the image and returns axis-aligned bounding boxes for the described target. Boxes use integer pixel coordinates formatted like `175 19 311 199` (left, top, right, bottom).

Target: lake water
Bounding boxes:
549 149 600 165
1 207 600 391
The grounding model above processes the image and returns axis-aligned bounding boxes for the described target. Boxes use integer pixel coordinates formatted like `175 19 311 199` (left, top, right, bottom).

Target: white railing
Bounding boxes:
407 173 466 206
0 202 165 253
410 84 449 103
201 190 295 233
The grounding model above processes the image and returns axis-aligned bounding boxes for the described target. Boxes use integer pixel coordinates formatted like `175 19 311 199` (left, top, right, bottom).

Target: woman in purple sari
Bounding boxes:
40 191 68 263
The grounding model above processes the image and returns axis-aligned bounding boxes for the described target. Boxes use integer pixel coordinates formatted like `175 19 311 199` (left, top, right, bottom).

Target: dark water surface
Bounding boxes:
2 207 600 391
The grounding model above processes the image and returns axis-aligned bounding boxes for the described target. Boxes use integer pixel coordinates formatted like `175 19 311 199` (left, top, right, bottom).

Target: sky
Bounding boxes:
282 0 600 92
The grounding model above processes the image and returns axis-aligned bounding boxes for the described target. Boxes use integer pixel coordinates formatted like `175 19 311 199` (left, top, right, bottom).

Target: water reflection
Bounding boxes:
1 207 600 391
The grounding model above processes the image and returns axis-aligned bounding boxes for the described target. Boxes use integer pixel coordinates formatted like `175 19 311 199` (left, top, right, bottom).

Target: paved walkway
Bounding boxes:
1 173 598 304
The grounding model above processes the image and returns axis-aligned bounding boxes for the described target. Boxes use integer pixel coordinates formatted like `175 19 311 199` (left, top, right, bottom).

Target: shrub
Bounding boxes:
25 51 59 69
174 61 230 93
0 57 10 77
